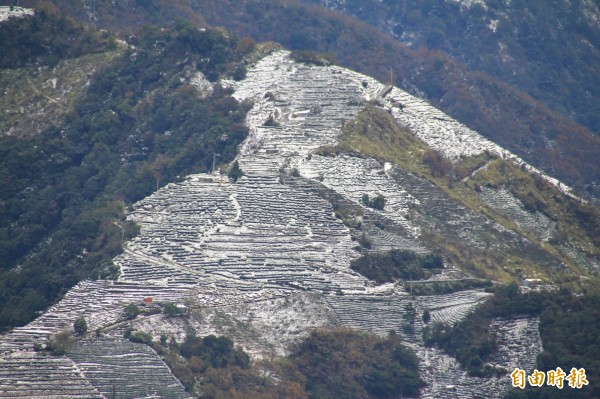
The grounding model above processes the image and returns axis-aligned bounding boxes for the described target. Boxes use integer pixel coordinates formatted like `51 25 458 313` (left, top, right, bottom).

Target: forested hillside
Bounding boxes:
158 329 422 398
0 10 251 330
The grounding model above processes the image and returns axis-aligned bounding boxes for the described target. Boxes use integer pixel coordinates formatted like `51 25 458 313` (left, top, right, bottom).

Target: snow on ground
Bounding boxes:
479 186 556 241
296 154 421 237
0 6 34 23
188 71 213 97
445 0 489 10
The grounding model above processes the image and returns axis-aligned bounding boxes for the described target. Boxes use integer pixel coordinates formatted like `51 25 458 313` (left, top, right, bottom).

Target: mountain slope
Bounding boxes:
1 46 598 398
1 6 599 398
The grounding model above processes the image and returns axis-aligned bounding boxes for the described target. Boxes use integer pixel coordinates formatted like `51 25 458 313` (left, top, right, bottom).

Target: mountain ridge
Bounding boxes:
6 0 600 200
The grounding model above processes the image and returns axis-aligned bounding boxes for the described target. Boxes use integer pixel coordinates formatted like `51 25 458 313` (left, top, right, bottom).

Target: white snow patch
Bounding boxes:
488 19 500 32
189 71 213 98
230 193 241 221
0 6 34 23
445 0 488 10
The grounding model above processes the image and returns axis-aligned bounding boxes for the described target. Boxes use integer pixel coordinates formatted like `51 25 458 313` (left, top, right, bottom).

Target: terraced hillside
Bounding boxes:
0 49 595 398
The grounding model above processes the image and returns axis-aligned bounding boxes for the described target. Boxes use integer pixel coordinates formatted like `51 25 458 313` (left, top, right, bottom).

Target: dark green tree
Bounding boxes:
358 232 372 249
228 160 243 182
163 302 183 317
361 193 386 210
124 303 140 320
262 115 279 126
371 193 386 210
422 309 431 324
73 316 88 335
403 302 417 333
361 193 370 206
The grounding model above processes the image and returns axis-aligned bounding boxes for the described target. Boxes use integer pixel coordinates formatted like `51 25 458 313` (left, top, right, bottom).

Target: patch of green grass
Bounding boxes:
337 103 430 171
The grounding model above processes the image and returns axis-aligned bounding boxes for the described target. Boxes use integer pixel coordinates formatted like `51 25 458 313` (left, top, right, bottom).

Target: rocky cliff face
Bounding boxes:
0 49 594 398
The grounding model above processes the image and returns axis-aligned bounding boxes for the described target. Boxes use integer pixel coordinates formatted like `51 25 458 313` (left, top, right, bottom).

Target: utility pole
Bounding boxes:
212 153 220 175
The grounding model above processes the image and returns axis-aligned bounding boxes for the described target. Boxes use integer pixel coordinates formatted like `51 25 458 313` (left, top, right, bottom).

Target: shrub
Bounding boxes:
423 149 452 177
180 334 250 369
403 302 417 333
163 302 183 317
124 303 140 320
358 232 372 249
73 316 88 335
362 193 386 210
422 309 431 324
290 50 333 66
128 331 153 345
351 249 441 284
362 193 370 206
47 330 75 355
227 160 243 182
263 115 279 126
370 193 386 210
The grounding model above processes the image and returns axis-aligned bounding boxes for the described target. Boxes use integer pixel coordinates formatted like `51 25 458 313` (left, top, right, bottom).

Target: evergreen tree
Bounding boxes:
361 193 370 206
371 194 386 210
228 160 244 182
73 316 88 335
422 309 431 324
403 302 417 333
163 302 182 317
